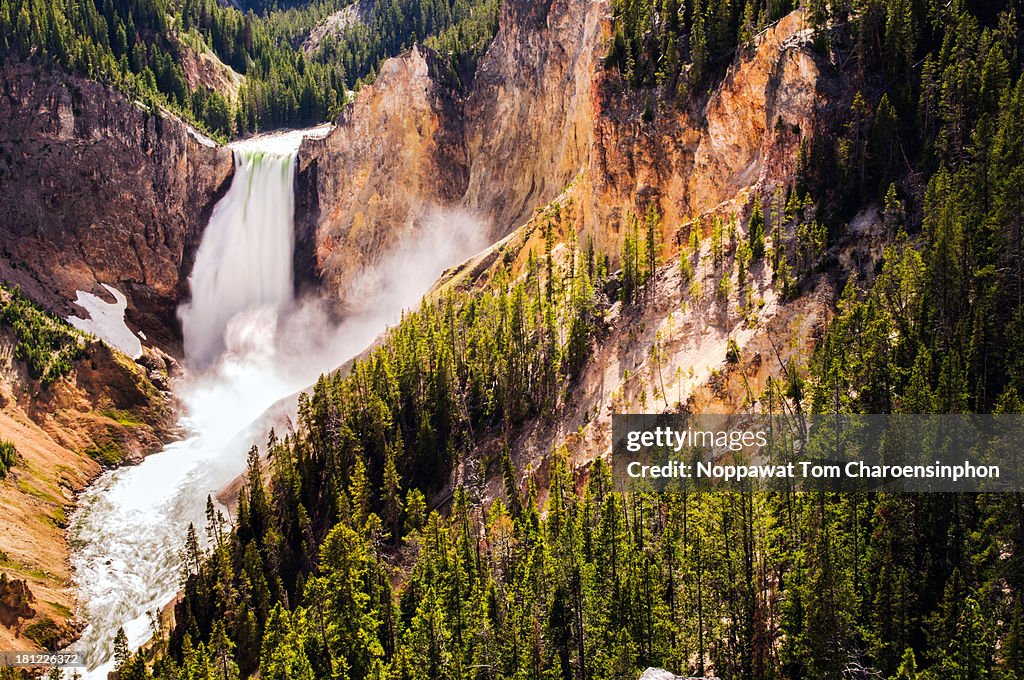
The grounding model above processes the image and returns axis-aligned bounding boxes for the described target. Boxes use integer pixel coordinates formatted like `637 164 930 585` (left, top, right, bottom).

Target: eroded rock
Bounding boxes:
0 573 35 628
0 63 234 354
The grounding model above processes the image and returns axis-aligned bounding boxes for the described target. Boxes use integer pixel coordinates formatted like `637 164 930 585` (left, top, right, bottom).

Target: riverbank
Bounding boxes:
0 318 178 653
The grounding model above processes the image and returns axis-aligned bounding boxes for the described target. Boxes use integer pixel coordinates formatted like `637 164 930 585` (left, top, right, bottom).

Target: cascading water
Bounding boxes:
66 129 324 679
65 124 487 679
179 146 297 367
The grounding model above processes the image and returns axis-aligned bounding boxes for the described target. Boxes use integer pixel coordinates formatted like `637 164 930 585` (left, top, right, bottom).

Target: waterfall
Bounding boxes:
178 147 297 366
66 129 324 679
65 123 487 679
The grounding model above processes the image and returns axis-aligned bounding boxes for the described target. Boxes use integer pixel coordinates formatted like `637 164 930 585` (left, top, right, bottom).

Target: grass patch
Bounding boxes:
45 600 72 618
48 506 69 530
84 440 123 468
101 409 144 426
17 479 59 505
110 350 160 399
0 551 51 581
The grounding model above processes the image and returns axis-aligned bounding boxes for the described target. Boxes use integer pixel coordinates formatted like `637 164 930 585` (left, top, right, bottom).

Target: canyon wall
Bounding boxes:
295 46 468 304
294 0 835 499
460 0 602 233
298 0 826 306
0 62 233 652
0 64 234 352
0 0 826 364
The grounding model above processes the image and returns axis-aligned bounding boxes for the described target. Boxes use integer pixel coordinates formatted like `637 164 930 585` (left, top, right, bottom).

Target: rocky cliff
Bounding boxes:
297 0 825 306
295 46 468 304
0 295 178 652
297 0 838 499
460 0 601 232
0 63 234 353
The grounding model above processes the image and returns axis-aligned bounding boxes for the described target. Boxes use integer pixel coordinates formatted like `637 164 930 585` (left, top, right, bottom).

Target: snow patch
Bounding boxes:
68 285 143 359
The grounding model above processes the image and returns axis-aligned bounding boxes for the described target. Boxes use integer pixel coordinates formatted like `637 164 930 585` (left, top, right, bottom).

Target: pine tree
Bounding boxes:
383 441 404 543
749 198 765 260
114 627 130 674
260 605 315 680
893 647 917 679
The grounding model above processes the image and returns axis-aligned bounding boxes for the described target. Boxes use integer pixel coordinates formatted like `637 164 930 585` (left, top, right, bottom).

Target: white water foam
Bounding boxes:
68 130 312 678
66 125 486 678
178 151 295 366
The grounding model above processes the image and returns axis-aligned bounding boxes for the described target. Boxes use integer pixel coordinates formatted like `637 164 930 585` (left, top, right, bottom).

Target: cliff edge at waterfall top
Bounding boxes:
2 0 1024 679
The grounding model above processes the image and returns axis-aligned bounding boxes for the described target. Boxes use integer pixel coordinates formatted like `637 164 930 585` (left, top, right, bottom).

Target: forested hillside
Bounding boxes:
0 0 497 138
25 0 1024 678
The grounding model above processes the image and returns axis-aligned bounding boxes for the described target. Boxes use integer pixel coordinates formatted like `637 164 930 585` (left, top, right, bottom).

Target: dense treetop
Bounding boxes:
0 0 499 139
8 0 1024 678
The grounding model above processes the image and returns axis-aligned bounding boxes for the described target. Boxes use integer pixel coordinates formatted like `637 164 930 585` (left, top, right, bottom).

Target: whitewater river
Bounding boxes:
64 123 486 678
66 127 326 678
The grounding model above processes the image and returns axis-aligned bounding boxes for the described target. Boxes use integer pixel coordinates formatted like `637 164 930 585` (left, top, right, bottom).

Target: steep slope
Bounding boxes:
297 0 824 307
295 46 469 302
0 63 234 354
174 35 246 105
0 289 177 652
431 193 886 498
300 1 372 54
294 0 833 496
460 0 602 232
296 0 830 452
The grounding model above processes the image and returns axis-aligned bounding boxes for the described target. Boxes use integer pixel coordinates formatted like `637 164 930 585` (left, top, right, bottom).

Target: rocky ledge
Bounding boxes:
0 62 234 355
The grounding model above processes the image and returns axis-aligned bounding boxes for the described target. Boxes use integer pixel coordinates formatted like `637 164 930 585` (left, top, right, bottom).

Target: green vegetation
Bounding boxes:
23 617 62 650
0 0 500 139
620 206 660 303
138 434 1024 680
103 408 145 426
63 1 1024 679
725 337 740 363
85 440 124 468
799 0 1024 416
48 505 69 530
0 440 15 477
17 479 60 505
606 0 797 95
421 0 500 89
111 216 604 678
46 600 73 618
0 553 48 581
307 0 500 92
0 285 87 388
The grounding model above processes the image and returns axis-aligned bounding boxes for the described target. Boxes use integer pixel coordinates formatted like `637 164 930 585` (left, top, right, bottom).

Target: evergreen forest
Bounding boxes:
0 0 498 138
3 0 1024 679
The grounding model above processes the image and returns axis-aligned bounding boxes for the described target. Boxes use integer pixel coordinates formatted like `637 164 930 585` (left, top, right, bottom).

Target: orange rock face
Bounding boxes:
297 2 827 308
